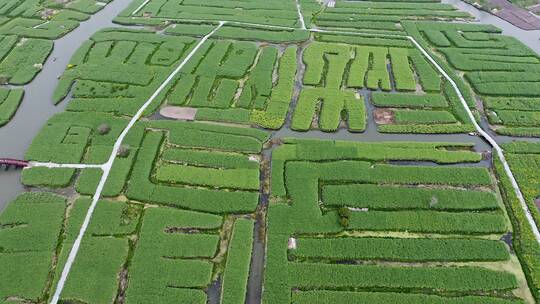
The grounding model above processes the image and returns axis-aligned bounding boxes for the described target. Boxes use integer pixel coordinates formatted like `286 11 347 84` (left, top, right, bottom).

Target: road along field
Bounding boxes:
2 0 540 303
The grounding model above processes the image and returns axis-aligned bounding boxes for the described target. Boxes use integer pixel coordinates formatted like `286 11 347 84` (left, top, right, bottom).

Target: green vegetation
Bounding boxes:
118 0 302 27
0 88 23 126
221 218 254 304
4 0 540 303
293 237 509 261
0 192 66 302
264 138 520 303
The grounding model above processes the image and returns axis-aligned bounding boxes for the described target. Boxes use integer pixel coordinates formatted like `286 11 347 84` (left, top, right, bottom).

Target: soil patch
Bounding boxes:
489 0 540 30
373 108 395 124
159 106 198 121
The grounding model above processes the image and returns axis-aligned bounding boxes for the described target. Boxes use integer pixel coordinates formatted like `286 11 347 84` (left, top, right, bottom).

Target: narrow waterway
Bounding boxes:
0 0 134 210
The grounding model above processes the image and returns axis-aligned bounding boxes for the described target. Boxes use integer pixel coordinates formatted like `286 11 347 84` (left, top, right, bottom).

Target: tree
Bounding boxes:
97 123 111 135
117 144 130 158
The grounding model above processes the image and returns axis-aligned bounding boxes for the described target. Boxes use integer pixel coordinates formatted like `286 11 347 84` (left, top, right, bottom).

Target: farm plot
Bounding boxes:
6 119 268 303
291 41 473 133
0 35 52 85
502 142 540 231
117 0 302 28
0 192 66 303
61 203 254 304
312 0 471 33
0 0 112 39
161 39 297 129
124 120 269 214
263 138 530 303
54 28 198 115
405 21 540 137
164 21 310 43
0 0 115 126
0 87 23 126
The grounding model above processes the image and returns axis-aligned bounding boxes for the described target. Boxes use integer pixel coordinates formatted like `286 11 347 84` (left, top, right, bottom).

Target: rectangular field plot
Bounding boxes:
162 39 297 129
0 192 66 302
503 142 540 231
264 138 532 303
118 0 303 27
405 21 540 137
164 21 310 43
291 40 474 133
125 120 269 214
312 0 471 32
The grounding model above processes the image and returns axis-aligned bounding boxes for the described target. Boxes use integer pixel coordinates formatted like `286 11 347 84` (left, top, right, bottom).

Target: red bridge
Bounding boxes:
0 158 29 169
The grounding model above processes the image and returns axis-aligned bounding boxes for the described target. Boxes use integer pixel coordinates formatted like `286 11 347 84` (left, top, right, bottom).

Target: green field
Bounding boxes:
2 0 540 303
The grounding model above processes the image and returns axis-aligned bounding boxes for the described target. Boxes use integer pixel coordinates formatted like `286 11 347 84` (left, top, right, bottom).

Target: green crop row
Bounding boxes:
127 130 260 213
292 237 509 262
155 163 260 190
389 47 416 91
0 192 66 302
288 263 517 292
348 210 507 234
250 46 297 129
220 218 254 304
123 0 301 27
291 87 366 132
0 36 52 84
323 183 499 211
271 139 483 196
126 206 222 303
161 147 259 169
148 120 269 153
393 109 457 124
0 88 23 126
291 291 524 304
53 198 138 303
371 92 447 108
494 154 540 300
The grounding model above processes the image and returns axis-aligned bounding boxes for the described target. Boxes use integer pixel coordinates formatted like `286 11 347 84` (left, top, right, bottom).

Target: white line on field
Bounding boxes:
131 0 151 15
48 21 226 304
29 162 103 169
209 18 540 243
295 0 307 29
407 36 540 243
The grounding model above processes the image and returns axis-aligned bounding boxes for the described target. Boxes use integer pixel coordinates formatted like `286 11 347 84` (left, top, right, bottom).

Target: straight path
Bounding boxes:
48 22 226 304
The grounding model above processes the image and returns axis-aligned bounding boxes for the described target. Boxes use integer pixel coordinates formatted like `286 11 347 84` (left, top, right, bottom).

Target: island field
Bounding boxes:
1 0 540 303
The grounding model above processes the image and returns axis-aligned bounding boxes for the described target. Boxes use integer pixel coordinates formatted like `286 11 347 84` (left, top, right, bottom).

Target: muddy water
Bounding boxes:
0 0 134 211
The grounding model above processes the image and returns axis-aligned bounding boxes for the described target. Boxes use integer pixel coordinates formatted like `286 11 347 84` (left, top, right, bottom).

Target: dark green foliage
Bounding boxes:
126 206 222 303
221 218 254 304
323 184 499 210
0 88 23 126
0 192 66 302
292 237 509 262
292 291 524 304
